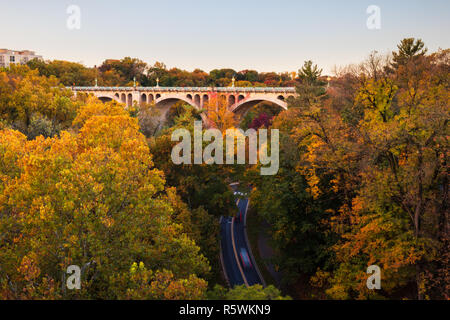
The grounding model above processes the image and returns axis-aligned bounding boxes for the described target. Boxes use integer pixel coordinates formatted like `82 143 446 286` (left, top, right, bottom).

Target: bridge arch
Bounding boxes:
127 93 133 107
141 93 147 104
155 94 201 109
202 94 209 108
194 94 200 106
96 93 121 103
155 94 207 124
228 95 236 107
230 96 288 114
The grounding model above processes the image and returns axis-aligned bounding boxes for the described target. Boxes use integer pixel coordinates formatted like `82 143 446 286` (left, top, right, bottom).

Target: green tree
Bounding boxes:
99 57 148 86
208 284 291 300
391 38 427 70
298 60 322 85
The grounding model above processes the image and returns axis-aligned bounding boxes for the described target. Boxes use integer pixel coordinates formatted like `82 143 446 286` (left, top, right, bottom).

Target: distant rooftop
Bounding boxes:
0 49 38 55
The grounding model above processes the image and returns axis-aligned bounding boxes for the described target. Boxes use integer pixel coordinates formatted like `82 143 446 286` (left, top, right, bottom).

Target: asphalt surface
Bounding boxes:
220 186 263 287
220 216 245 286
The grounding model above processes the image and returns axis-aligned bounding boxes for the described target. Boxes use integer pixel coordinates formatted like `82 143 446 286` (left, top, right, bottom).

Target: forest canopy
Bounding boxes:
0 38 448 300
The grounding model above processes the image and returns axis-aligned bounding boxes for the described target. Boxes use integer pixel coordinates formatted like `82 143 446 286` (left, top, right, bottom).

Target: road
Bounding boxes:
220 185 263 287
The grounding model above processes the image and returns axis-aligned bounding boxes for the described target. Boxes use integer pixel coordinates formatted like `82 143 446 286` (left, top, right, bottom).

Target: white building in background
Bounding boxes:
0 49 43 68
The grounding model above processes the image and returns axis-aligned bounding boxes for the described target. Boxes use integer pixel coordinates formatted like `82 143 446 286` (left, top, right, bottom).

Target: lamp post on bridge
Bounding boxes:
156 77 159 87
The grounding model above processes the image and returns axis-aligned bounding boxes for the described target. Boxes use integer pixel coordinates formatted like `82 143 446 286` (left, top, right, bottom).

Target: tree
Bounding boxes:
0 100 210 299
207 284 291 300
147 62 169 86
307 48 448 300
204 94 237 132
111 263 208 300
391 38 427 70
248 112 272 130
27 114 55 140
245 45 448 300
72 97 129 129
99 57 147 86
0 64 79 137
147 106 236 284
28 60 97 86
247 107 337 290
237 70 259 82
209 69 237 85
241 103 281 130
149 107 236 217
298 60 322 85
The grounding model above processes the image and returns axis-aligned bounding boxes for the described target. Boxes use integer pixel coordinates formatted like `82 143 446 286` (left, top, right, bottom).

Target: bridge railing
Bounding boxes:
69 86 297 93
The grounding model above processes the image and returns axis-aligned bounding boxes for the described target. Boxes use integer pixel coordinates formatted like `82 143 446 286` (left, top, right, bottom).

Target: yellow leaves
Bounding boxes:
129 261 146 275
357 78 398 119
330 178 340 193
92 182 104 194
18 254 40 282
0 65 77 135
310 268 331 289
130 262 138 274
307 178 321 199
0 72 217 299
38 201 52 221
100 215 114 228
351 197 364 213
149 270 207 300
297 166 321 199
119 265 207 300
204 95 238 132
78 115 145 153
64 235 79 248
0 129 27 182
72 97 128 129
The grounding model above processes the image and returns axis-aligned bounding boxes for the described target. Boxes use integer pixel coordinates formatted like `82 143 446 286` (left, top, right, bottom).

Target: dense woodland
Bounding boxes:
0 38 448 299
26 57 299 88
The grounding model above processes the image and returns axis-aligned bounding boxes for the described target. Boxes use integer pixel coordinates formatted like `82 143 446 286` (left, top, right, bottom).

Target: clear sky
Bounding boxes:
1 0 449 74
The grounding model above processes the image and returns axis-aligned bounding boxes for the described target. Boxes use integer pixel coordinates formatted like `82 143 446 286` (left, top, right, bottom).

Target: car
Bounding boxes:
239 248 252 269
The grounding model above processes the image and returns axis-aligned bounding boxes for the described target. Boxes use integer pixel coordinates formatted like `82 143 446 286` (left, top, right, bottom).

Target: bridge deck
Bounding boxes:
70 86 296 93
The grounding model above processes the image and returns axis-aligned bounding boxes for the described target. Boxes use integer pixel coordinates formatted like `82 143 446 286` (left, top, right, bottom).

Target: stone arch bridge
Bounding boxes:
71 86 296 119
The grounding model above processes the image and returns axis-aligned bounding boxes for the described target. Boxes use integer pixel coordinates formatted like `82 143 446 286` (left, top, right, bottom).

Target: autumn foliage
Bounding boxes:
0 38 448 300
0 95 210 299
249 41 448 300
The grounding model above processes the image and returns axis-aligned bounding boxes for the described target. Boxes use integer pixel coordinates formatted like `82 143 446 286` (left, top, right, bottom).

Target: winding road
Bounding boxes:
220 185 264 287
